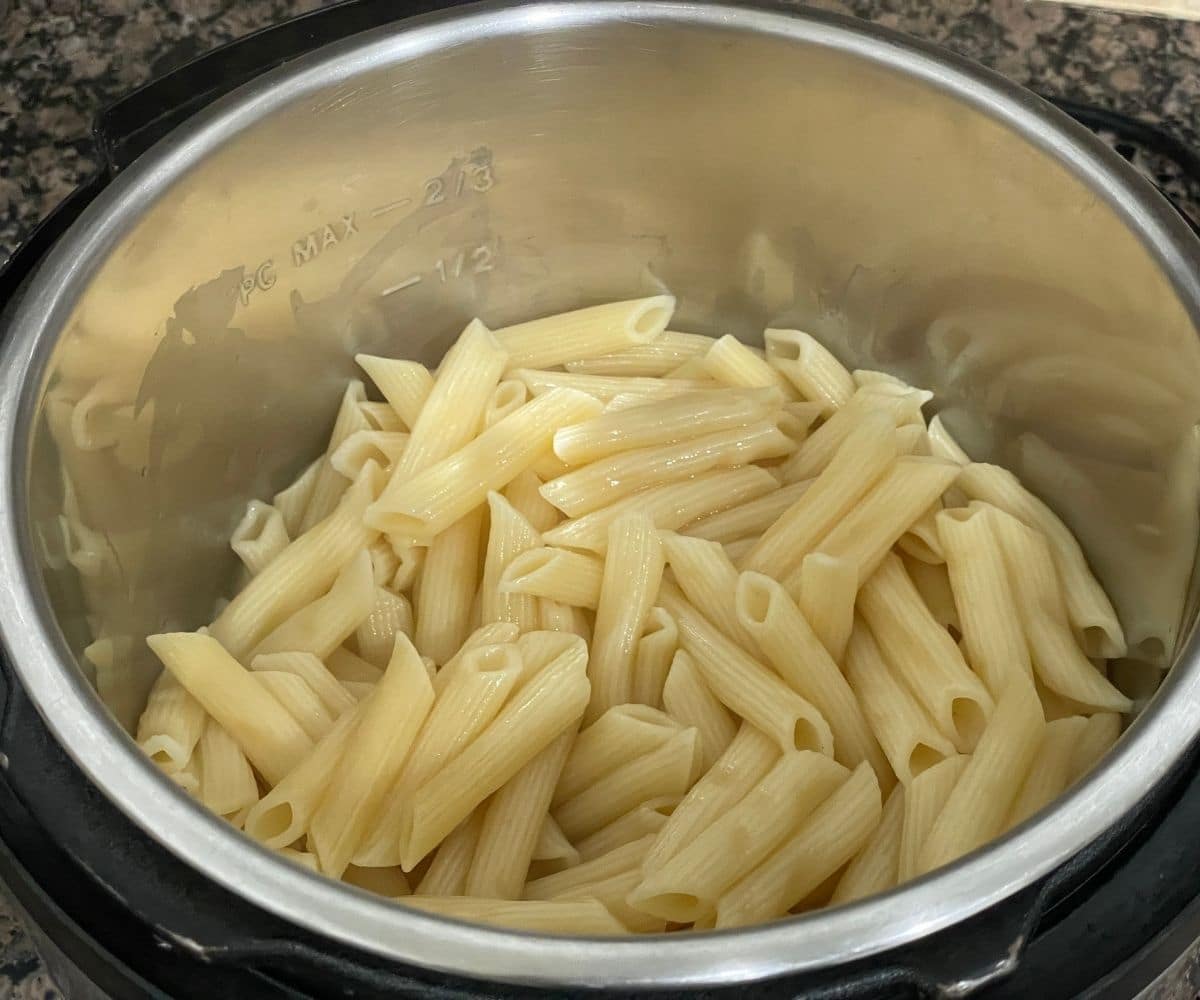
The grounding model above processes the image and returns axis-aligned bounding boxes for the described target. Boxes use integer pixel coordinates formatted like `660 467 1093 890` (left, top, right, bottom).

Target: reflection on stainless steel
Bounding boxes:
2 0 1200 988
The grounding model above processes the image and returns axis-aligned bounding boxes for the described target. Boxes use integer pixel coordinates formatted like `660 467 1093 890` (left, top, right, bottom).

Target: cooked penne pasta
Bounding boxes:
763 328 855 415
564 331 714 376
500 546 603 610
495 296 674 370
533 815 581 872
681 478 812 545
844 619 956 786
136 670 207 774
300 381 370 532
414 506 485 666
1007 716 1090 828
830 782 905 904
701 335 794 395
147 632 313 784
554 704 681 806
250 651 357 718
366 389 603 540
196 719 259 818
575 796 678 863
586 512 665 720
354 355 434 430
254 670 336 742
330 430 410 479
735 574 891 785
231 500 290 577
542 466 778 553
541 419 797 517
400 896 627 935
661 532 756 652
715 763 881 928
660 582 833 756
857 554 994 751
661 650 738 773
416 811 485 896
502 469 562 533
272 458 321 537
484 379 529 429
1070 712 1123 784
480 492 541 632
793 553 857 663
525 834 656 900
897 754 968 883
354 588 414 668
917 675 1045 875
516 369 714 404
901 555 960 634
631 607 678 711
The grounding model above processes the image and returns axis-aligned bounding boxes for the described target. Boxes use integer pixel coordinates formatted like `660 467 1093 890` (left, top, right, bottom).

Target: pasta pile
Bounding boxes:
136 296 1132 935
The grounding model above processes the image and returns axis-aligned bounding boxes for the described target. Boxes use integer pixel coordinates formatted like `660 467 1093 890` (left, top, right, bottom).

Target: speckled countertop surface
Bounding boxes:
3 0 1200 995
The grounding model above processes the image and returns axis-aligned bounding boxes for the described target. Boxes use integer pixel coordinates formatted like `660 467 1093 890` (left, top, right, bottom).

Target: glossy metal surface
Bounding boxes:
2 0 1200 988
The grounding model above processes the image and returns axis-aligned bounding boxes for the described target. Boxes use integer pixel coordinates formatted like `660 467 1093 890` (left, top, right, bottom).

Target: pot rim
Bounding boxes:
2 0 1199 989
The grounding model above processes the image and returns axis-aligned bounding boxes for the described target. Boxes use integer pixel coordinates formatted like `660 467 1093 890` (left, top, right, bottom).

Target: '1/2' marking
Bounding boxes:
381 243 498 298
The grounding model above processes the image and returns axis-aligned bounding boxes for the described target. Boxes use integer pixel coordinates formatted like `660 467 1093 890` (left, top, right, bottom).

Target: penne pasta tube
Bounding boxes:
641 723 778 874
391 319 507 480
390 542 425 593
242 704 363 847
401 640 590 868
330 430 410 479
785 456 960 591
196 719 259 818
763 328 855 415
735 573 892 785
480 492 542 632
231 501 290 577
990 509 1131 712
401 896 627 935
254 671 335 742
358 400 406 433
716 762 881 928
300 381 369 531
136 670 207 774
541 418 797 518
926 414 971 465
555 705 681 806
741 411 896 579
147 632 313 785
538 599 591 639
936 505 1031 697
1007 716 1090 828
278 848 321 872
354 588 414 668
844 619 956 785
957 462 1125 658
682 478 812 545
1070 712 1122 784
575 796 678 862
354 644 524 868
897 502 944 564
780 385 928 483
857 554 994 751
897 754 968 883
310 635 434 877
416 810 485 896
917 675 1045 875
542 466 778 553
586 512 665 720
495 296 675 370
533 815 581 871
251 549 376 661
525 834 656 900
414 506 485 665
629 751 848 922
545 867 667 934
367 539 400 588
484 379 530 429
564 331 714 376
631 607 678 710
516 369 714 404
793 553 857 663
659 582 833 756
273 458 321 538
430 622 521 694
554 727 701 841
830 782 906 905
502 468 562 533
250 651 357 718
354 355 434 429
467 726 576 899
701 335 794 395
661 650 738 773
661 532 757 652
552 387 780 465
366 388 603 541
500 546 604 609
210 461 382 658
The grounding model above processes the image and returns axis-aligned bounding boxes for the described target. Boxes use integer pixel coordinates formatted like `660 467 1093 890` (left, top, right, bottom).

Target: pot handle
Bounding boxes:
93 0 475 175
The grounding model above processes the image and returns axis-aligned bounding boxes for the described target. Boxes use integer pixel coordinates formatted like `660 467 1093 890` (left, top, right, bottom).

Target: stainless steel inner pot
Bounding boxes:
3 0 1200 989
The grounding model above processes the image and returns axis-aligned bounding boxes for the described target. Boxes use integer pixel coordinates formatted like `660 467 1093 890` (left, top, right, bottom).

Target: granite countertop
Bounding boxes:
2 0 1200 995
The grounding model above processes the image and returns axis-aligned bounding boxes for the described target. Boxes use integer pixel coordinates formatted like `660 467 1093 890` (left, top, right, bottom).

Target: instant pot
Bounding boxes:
3 1 1200 996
